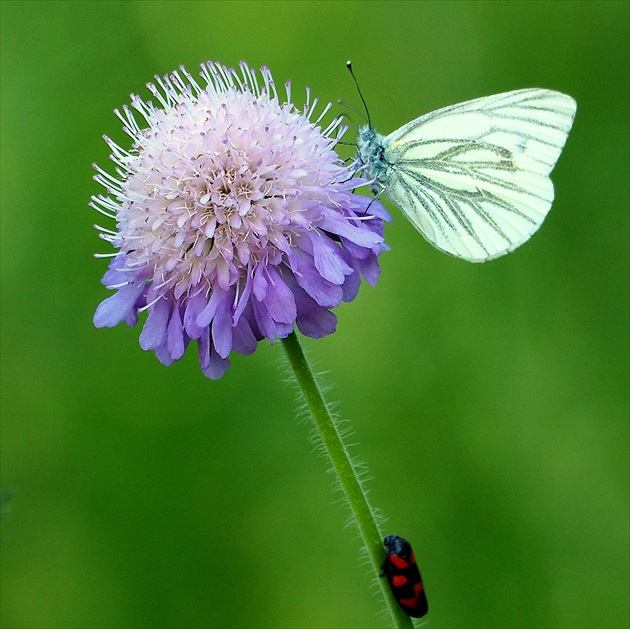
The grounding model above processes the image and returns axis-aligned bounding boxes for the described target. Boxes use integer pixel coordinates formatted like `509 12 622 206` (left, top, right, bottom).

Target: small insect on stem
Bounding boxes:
381 534 428 619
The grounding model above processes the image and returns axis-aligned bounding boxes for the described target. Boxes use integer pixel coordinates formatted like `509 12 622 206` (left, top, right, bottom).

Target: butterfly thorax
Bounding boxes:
356 125 390 193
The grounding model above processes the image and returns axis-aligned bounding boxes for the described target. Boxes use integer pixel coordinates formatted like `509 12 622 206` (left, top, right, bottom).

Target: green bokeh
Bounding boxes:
1 1 628 627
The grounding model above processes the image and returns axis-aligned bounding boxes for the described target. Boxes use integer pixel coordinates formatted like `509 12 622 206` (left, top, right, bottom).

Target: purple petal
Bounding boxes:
123 310 139 327
297 305 337 338
309 233 353 285
340 266 361 302
139 298 170 350
274 322 294 339
167 305 186 360
356 253 382 286
295 261 342 308
265 267 296 324
101 256 128 287
240 299 262 340
202 344 231 380
233 271 254 324
252 265 267 301
94 279 147 328
183 292 207 339
155 343 176 366
197 286 226 328
287 249 342 308
288 275 338 338
318 215 384 249
211 291 233 359
252 296 275 340
351 196 391 222
198 330 210 370
232 315 258 355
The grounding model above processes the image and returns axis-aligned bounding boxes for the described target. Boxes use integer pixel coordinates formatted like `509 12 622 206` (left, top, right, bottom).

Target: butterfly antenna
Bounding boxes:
337 99 367 124
346 61 372 127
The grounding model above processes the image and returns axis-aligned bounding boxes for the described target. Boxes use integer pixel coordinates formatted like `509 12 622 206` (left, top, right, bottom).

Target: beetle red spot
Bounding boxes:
389 554 409 570
400 593 420 608
392 574 407 587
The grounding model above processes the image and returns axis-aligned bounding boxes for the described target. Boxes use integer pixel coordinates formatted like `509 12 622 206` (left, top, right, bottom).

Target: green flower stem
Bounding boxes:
281 332 414 628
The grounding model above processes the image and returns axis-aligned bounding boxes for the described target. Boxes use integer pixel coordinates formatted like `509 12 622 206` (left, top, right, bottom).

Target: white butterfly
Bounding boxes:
355 86 576 262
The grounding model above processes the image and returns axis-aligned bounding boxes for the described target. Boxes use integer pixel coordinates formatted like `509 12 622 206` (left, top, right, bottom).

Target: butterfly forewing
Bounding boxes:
382 89 576 261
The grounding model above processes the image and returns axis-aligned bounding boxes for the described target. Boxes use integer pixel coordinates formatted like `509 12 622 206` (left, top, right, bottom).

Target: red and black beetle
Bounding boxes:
382 534 428 618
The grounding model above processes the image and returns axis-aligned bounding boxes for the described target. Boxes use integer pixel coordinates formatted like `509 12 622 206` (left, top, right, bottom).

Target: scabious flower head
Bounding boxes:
92 61 390 379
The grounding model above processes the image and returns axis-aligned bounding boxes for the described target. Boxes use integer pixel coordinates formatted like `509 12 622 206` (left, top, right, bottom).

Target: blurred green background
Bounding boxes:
1 1 628 627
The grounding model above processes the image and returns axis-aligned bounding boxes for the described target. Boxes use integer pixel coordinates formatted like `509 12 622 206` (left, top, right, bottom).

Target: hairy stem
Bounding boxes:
281 331 414 628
